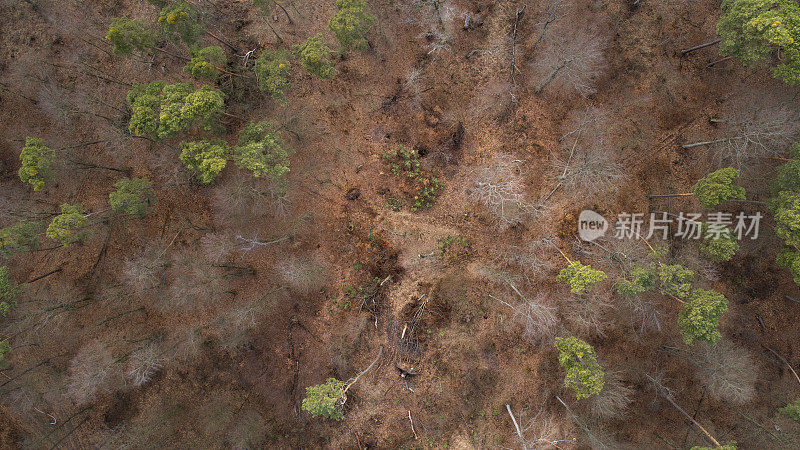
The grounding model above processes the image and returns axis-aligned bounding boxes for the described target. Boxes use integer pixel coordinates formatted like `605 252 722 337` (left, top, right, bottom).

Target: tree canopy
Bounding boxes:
678 289 728 345
691 168 746 208
254 49 291 100
233 122 290 193
180 140 229 184
301 378 346 420
127 82 225 139
184 46 226 81
0 266 21 316
329 0 375 50
718 0 800 85
296 34 337 79
46 204 88 246
157 0 204 44
555 336 605 399
18 137 54 191
557 261 607 293
106 17 155 55
109 178 156 218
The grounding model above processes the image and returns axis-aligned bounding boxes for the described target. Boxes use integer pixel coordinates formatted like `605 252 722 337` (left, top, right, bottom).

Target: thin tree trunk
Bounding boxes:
681 39 721 55
506 404 530 450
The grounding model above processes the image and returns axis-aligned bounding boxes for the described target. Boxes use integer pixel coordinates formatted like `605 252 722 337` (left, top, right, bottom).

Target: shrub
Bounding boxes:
18 137 54 191
777 249 800 284
0 266 21 316
718 0 800 85
233 122 290 193
557 261 606 294
0 340 9 368
184 46 226 80
691 168 746 208
126 342 165 388
678 289 728 345
382 146 443 212
0 221 43 257
773 144 800 193
780 398 800 422
770 190 800 248
302 378 346 420
180 140 229 184
329 0 376 50
555 336 605 399
46 203 88 246
106 17 155 55
157 0 204 44
254 49 291 100
296 34 336 79
109 177 156 218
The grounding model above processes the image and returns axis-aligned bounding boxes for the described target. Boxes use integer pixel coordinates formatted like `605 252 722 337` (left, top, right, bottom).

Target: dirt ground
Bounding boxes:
1 0 800 448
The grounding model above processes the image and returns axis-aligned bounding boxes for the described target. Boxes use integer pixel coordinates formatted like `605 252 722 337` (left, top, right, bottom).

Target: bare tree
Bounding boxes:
66 340 121 405
470 155 539 229
586 371 634 420
531 0 570 52
696 340 757 404
200 232 237 264
506 404 575 449
563 294 614 338
278 255 328 295
684 92 800 168
126 342 165 388
493 282 559 345
531 27 606 96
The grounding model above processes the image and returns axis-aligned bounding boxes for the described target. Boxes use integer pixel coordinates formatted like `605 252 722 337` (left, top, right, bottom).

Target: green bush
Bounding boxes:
18 137 54 191
109 178 156 218
301 378 346 420
555 336 605 399
46 204 88 246
678 289 728 345
700 225 739 263
616 265 657 297
184 46 226 80
771 190 800 249
658 264 694 299
779 397 800 423
106 17 155 55
180 140 229 184
296 34 336 79
254 49 291 100
329 0 375 50
557 261 607 294
776 249 800 285
718 0 800 84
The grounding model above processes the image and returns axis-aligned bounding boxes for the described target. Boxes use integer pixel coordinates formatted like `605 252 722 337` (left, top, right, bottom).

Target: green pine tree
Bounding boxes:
779 397 800 423
109 178 156 218
106 17 155 55
700 224 740 263
296 34 337 79
184 46 226 81
46 204 88 246
157 0 204 45
254 49 291 100
18 137 55 191
0 266 21 316
718 0 800 85
557 261 607 294
329 0 375 50
0 221 44 257
301 378 346 420
691 168 746 208
678 289 728 345
233 122 290 194
658 264 694 299
555 336 605 399
180 140 229 184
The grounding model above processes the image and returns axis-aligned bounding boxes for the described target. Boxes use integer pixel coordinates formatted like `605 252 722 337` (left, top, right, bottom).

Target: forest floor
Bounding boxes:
1 0 800 448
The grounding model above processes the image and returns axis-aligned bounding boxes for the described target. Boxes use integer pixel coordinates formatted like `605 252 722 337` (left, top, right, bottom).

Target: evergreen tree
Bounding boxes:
700 224 740 263
127 82 225 139
0 221 44 257
329 0 375 50
779 398 800 423
718 0 800 84
770 190 800 248
776 249 800 285
691 168 746 208
184 46 226 81
616 265 657 297
658 264 694 299
301 378 346 420
557 261 606 294
18 137 55 191
0 340 9 368
555 336 605 399
0 266 21 316
157 0 204 45
678 289 728 345
180 140 229 184
109 178 156 218
233 122 290 193
254 49 291 100
106 17 155 55
772 144 800 194
46 204 88 246
296 35 337 79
